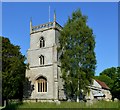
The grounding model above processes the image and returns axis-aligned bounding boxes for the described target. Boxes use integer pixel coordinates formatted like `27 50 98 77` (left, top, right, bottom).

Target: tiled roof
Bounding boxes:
95 79 110 90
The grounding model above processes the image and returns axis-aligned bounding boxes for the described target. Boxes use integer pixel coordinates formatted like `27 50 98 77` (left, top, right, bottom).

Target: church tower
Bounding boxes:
25 12 65 101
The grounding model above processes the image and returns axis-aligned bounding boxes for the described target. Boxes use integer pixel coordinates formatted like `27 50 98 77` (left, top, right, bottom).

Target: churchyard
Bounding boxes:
3 100 119 109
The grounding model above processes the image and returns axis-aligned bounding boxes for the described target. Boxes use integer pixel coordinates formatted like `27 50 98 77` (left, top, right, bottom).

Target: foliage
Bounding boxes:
95 67 120 100
58 9 96 101
2 36 26 101
100 67 117 79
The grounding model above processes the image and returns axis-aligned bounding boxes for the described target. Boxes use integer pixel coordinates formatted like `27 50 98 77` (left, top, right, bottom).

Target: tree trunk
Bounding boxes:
77 80 79 102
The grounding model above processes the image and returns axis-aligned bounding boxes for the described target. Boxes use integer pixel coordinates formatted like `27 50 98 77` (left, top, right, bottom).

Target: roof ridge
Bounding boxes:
95 79 110 89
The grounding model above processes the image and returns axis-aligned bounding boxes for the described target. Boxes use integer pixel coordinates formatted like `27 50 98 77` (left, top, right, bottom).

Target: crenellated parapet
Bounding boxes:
30 22 62 34
30 11 62 34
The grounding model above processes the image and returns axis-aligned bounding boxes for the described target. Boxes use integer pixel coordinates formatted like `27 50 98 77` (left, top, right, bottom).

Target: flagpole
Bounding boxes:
49 5 50 22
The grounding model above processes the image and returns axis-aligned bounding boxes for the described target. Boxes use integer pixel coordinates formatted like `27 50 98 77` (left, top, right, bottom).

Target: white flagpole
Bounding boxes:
49 5 50 22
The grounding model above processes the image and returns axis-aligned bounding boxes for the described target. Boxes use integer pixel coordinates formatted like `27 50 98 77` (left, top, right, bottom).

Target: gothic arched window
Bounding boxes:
39 55 44 65
37 76 47 92
40 37 45 48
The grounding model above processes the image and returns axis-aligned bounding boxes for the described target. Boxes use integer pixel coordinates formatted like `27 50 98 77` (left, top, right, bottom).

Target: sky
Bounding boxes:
2 2 118 76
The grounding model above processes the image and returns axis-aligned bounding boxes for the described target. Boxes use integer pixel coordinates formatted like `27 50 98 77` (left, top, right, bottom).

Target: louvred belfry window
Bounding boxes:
40 37 45 48
39 55 44 65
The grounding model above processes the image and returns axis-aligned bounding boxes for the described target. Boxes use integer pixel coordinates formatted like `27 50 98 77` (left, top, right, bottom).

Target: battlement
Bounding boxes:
30 22 62 34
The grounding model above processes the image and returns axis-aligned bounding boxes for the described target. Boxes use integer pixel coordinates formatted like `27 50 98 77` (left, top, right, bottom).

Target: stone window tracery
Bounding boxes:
37 76 47 92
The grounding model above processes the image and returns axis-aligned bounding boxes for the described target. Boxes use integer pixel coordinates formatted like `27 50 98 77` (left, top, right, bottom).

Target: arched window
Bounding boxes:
40 37 45 48
39 55 44 65
37 76 47 92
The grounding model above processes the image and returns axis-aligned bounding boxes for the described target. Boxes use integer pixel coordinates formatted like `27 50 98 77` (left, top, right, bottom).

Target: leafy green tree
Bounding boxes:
58 9 96 101
111 67 120 100
2 36 26 102
100 67 117 79
97 67 120 100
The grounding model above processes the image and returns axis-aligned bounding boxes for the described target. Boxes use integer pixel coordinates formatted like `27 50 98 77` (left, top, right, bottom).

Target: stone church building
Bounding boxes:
24 13 65 101
24 13 112 102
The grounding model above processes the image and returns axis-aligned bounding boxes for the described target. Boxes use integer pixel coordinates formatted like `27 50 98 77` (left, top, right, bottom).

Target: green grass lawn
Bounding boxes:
3 101 119 109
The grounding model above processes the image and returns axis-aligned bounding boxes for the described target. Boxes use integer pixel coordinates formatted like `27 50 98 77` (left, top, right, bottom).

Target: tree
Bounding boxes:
58 9 96 101
100 67 117 80
2 36 26 102
96 67 120 100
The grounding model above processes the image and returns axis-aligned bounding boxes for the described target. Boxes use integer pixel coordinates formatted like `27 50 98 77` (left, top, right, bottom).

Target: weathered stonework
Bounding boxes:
24 15 66 101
